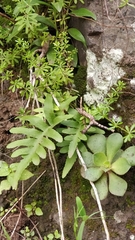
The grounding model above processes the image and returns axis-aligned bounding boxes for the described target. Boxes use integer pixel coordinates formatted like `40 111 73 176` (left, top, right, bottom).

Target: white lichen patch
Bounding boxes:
84 49 125 106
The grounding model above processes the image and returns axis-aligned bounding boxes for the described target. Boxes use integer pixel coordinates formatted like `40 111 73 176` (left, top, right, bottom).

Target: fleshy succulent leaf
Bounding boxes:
91 174 108 200
106 133 123 162
81 167 103 182
111 157 131 175
87 134 106 154
121 146 135 166
108 171 127 196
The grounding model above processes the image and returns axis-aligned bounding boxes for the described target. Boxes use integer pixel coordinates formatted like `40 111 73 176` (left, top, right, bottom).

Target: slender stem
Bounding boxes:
48 150 65 240
76 148 110 240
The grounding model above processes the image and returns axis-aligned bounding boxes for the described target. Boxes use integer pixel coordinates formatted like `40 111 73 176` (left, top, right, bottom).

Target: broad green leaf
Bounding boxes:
62 153 77 178
20 169 33 180
0 180 11 194
76 196 86 217
94 153 109 168
106 133 123 162
121 146 135 166
81 151 94 167
36 15 56 28
0 161 10 176
87 134 106 154
108 172 127 196
91 174 108 200
52 0 64 12
112 157 130 175
112 149 123 163
81 167 103 182
71 8 96 20
68 28 86 47
35 207 43 216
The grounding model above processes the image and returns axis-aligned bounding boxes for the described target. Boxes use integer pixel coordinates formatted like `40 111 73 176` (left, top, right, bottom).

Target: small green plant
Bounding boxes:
20 226 38 240
74 196 99 240
0 198 17 216
44 230 61 240
81 133 135 200
24 201 43 217
119 0 135 8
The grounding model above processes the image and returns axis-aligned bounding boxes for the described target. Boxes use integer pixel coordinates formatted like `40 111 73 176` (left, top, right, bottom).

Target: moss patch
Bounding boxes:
74 66 87 95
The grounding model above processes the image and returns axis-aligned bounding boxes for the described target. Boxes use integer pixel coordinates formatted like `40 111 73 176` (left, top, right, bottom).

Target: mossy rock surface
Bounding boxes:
74 66 87 95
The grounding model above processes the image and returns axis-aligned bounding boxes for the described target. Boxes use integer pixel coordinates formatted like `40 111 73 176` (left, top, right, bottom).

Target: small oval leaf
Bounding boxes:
121 146 135 166
35 207 43 216
68 28 86 47
108 171 127 196
87 134 106 154
91 174 108 200
81 167 103 182
106 133 123 162
111 158 130 175
71 8 96 20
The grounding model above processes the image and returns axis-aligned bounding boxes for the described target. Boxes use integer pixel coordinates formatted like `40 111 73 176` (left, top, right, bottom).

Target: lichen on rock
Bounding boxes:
84 48 125 106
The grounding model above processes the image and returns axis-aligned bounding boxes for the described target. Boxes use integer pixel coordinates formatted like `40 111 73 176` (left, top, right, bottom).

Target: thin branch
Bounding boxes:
76 107 114 133
0 12 15 22
10 183 24 238
48 150 65 240
76 148 110 240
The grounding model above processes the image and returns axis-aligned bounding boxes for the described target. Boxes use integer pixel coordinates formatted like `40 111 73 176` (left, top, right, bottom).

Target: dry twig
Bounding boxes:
76 148 110 240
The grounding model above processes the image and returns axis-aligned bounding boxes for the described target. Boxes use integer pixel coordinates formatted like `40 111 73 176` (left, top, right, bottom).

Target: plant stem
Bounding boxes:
48 150 65 240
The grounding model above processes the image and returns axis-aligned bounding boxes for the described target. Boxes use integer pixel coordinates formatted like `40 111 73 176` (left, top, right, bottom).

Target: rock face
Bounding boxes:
70 0 135 106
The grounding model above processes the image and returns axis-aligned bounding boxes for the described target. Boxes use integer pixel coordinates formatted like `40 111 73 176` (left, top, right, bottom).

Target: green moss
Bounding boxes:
74 66 87 95
126 219 135 233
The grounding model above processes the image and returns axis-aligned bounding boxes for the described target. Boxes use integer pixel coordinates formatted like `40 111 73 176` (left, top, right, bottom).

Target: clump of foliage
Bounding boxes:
81 133 135 200
1 0 135 239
